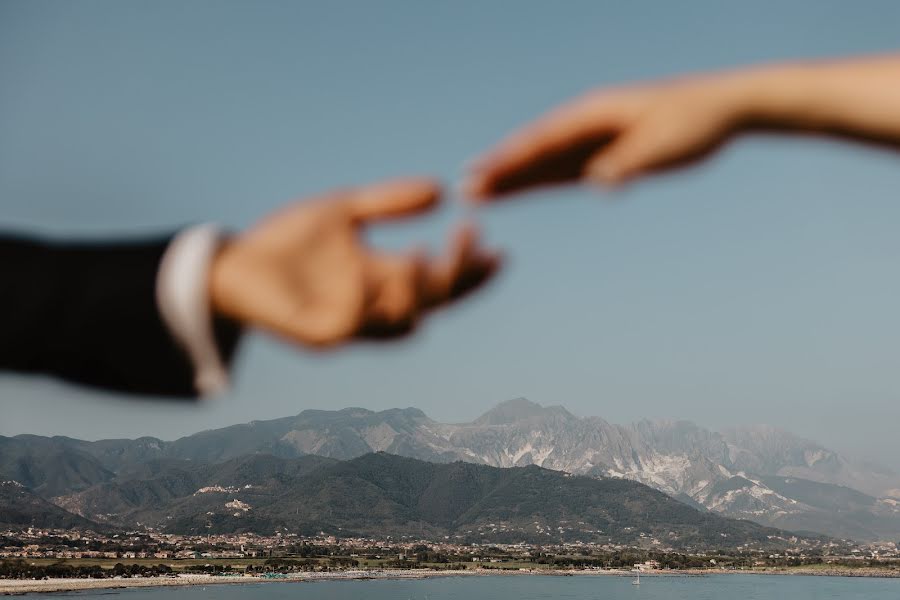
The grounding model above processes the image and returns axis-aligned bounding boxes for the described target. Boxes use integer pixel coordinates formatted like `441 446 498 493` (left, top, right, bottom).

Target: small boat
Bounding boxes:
632 570 640 585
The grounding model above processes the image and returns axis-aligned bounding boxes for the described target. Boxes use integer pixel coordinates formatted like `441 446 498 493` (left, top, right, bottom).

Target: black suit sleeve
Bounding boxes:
0 234 241 398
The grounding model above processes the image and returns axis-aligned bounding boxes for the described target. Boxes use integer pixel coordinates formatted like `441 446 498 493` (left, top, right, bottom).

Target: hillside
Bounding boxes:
52 453 814 550
0 436 114 497
0 481 99 530
5 399 899 541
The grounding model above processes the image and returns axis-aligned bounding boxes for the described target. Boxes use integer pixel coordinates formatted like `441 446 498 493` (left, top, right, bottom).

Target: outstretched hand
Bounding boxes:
466 75 745 198
467 55 900 200
209 178 501 347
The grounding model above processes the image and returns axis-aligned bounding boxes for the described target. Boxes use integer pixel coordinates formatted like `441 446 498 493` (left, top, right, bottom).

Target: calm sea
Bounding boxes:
23 574 900 600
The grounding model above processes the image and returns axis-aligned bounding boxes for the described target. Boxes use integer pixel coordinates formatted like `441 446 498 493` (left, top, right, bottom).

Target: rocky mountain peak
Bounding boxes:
473 398 572 426
7 402 900 543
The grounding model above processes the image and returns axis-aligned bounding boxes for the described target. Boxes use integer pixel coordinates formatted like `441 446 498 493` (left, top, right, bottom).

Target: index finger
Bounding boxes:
348 177 442 224
466 94 618 199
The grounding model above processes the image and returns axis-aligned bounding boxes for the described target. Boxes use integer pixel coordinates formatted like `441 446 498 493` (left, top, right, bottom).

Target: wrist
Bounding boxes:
726 62 830 129
157 224 236 396
208 236 240 322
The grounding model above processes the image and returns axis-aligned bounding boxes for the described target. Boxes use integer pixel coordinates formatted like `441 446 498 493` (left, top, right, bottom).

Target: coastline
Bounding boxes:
2 566 899 595
1 569 487 595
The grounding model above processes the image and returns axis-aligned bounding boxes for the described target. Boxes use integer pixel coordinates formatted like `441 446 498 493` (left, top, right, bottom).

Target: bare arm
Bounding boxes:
466 54 900 197
738 55 900 143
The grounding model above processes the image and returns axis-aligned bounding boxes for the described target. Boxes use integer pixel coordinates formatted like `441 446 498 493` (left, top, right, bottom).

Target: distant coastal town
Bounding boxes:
2 527 899 593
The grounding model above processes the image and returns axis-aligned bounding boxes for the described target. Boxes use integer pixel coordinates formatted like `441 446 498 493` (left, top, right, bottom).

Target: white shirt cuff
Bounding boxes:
156 224 232 396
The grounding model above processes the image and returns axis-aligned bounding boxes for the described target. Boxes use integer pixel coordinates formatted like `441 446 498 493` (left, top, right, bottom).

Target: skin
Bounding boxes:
208 54 900 349
465 54 900 198
209 178 501 347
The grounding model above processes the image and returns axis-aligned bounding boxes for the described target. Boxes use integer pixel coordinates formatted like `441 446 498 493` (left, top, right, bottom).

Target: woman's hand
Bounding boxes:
466 75 750 196
466 55 900 199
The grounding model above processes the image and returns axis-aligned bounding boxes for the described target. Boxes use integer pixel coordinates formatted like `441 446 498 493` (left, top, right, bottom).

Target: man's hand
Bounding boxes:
209 178 501 347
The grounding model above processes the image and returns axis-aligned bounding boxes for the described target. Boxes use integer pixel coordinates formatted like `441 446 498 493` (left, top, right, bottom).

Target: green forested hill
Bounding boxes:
55 453 809 550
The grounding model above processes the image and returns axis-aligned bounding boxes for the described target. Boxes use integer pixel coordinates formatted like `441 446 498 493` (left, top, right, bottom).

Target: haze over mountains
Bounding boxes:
3 398 899 542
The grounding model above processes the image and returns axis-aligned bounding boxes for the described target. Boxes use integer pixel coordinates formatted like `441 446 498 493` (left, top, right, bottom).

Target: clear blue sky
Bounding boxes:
2 1 900 468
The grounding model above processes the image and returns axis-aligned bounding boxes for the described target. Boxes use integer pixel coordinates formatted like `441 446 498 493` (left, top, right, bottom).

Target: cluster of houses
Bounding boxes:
2 527 897 564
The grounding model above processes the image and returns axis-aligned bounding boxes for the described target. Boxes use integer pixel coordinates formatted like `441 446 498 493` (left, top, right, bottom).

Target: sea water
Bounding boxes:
22 574 900 599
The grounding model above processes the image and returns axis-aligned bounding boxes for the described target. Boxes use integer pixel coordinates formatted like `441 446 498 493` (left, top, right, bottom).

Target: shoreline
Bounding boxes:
2 566 899 595
4 569 483 595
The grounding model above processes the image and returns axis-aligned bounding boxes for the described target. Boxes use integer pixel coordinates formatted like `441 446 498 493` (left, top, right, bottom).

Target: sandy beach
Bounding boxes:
0 568 496 595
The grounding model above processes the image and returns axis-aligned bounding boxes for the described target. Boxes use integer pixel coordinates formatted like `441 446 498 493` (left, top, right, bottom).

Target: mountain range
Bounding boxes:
2 450 812 551
2 398 899 542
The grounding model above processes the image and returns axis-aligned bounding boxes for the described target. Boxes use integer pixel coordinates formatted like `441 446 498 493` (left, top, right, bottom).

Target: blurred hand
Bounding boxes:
466 75 749 197
209 178 501 347
468 56 900 200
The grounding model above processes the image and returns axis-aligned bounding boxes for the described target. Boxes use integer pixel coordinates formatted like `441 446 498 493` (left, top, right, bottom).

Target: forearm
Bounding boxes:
0 234 240 398
728 55 900 144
